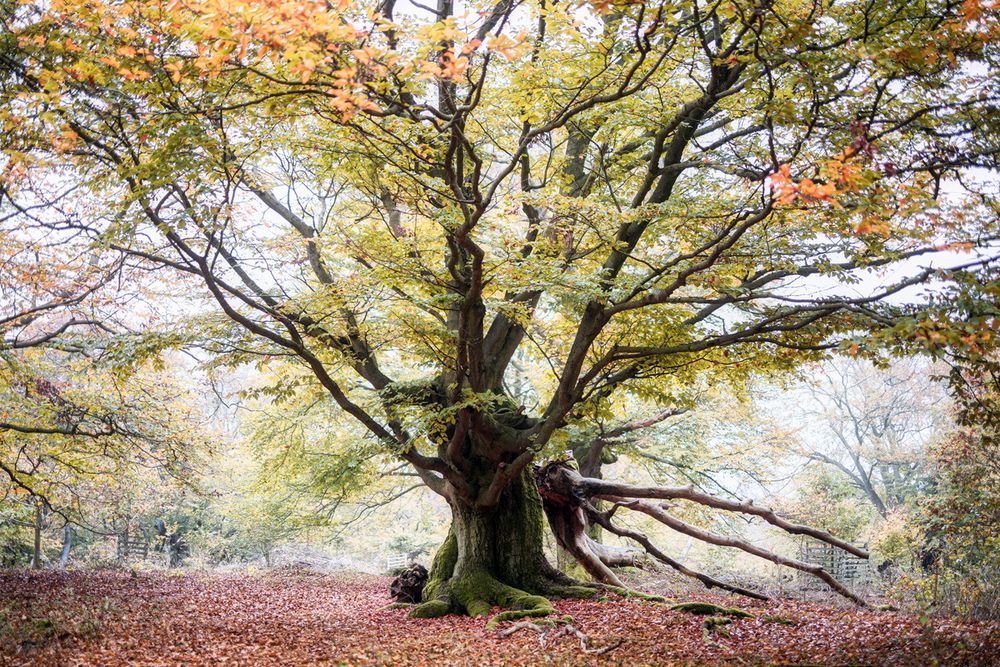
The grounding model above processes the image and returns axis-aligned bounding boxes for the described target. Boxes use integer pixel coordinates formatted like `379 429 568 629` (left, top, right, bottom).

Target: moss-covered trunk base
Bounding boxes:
410 469 598 626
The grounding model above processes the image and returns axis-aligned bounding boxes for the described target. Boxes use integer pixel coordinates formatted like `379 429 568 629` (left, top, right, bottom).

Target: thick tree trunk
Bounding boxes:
412 469 592 621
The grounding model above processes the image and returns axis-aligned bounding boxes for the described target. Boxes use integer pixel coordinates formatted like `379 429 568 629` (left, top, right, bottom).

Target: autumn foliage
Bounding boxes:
3 0 1000 641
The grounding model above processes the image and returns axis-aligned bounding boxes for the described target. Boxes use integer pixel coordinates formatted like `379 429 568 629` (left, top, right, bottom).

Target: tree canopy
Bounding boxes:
2 0 998 620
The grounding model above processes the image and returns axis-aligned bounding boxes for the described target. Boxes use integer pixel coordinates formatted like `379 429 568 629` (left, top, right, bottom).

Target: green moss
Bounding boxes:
450 570 503 607
671 602 722 615
422 581 444 602
32 618 57 638
546 584 600 599
513 594 550 610
465 600 492 617
380 602 414 610
602 585 670 603
449 570 556 621
704 616 732 626
409 599 451 619
532 615 574 627
493 469 548 590
671 602 754 619
486 605 556 630
422 530 458 602
704 616 733 637
445 569 557 628
761 615 797 625
555 544 589 581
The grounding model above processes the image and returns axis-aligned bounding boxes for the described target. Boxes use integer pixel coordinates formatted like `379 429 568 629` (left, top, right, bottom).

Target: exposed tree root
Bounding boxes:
498 618 574 636
538 462 767 601
606 496 867 606
586 501 769 601
411 568 559 628
597 584 670 603
587 539 646 568
540 486 627 587
487 605 556 630
380 602 415 610
670 602 754 618
409 599 451 618
542 583 603 600
409 559 605 627
533 559 669 604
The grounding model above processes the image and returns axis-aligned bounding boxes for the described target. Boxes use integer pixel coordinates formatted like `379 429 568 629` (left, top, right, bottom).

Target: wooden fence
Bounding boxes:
385 553 408 571
117 527 149 560
799 538 873 589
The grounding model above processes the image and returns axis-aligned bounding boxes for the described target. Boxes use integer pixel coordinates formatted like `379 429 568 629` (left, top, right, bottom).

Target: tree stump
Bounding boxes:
390 564 428 603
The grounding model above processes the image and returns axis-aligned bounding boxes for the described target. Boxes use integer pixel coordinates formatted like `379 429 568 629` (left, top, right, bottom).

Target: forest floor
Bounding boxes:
1 569 998 666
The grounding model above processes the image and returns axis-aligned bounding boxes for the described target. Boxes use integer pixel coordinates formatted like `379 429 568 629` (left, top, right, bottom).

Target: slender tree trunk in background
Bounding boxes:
116 520 126 561
59 524 72 568
31 501 42 570
853 468 889 518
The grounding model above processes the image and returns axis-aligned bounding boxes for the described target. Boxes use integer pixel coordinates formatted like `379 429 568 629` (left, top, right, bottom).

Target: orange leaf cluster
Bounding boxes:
25 0 386 122
767 163 837 206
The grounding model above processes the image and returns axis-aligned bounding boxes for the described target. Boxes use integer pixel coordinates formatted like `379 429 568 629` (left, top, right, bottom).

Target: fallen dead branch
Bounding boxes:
536 461 870 606
498 620 625 655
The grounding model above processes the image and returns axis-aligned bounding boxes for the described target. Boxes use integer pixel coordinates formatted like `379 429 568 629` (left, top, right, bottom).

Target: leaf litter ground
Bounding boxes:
1 570 998 665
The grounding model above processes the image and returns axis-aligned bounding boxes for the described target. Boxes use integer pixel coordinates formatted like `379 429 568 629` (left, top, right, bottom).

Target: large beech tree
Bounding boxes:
2 0 999 620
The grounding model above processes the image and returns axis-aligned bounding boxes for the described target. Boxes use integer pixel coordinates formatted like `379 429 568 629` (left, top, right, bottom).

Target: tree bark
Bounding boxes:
59 524 72 568
31 501 42 570
539 467 628 587
412 468 591 621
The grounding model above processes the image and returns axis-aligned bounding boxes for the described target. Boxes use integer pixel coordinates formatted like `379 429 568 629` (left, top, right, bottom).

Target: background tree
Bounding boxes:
1 253 211 568
0 349 211 566
1 0 998 621
789 359 950 519
914 358 1000 616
